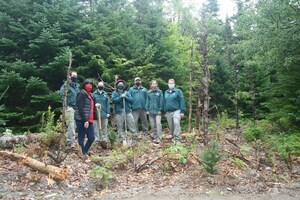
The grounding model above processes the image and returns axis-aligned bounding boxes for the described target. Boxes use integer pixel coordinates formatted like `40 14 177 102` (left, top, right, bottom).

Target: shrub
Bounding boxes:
270 133 300 169
201 140 223 174
40 106 61 147
231 157 247 168
108 129 117 148
169 145 190 164
243 125 266 142
243 120 275 142
88 166 113 184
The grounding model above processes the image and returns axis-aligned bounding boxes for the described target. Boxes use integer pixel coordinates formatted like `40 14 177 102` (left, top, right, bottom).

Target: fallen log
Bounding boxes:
0 150 69 181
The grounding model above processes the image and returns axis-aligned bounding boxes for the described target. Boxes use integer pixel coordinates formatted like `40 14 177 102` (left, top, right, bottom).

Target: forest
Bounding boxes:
1 0 300 144
0 0 300 199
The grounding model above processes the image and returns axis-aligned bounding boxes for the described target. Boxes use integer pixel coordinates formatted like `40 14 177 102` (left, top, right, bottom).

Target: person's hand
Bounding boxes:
180 113 184 119
95 103 101 108
106 114 110 118
84 121 89 128
121 94 126 98
158 111 162 116
146 111 150 115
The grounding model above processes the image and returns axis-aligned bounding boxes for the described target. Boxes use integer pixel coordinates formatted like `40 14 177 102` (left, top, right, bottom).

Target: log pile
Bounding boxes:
0 134 40 149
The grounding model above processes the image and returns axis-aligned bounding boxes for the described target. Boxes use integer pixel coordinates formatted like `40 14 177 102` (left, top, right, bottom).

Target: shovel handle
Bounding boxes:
96 104 102 129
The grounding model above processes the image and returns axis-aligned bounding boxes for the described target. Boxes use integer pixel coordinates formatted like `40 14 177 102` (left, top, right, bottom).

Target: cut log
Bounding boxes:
0 151 69 180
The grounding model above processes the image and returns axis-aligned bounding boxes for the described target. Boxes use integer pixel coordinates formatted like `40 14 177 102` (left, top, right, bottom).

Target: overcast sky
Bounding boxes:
184 0 237 21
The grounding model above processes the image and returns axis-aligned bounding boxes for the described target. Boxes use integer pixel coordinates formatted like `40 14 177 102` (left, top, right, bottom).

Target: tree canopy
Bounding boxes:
0 0 299 135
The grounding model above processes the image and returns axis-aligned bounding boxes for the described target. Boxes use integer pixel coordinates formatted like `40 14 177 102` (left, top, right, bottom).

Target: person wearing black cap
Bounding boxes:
128 77 148 136
112 79 137 144
74 79 95 156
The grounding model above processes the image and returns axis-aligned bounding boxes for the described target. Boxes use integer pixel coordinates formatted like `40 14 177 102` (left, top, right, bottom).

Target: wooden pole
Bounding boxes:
61 51 72 139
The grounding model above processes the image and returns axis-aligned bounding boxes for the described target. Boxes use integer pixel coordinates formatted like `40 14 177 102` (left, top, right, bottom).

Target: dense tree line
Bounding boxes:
0 0 299 135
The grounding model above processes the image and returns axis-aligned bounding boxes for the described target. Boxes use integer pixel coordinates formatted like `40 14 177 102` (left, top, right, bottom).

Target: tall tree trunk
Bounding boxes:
234 62 239 129
196 97 202 130
61 52 72 140
188 39 194 133
202 32 210 145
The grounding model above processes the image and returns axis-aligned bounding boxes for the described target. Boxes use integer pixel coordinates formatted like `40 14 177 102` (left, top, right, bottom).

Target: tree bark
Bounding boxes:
0 151 69 180
234 62 239 129
188 39 194 133
201 31 210 145
196 97 202 131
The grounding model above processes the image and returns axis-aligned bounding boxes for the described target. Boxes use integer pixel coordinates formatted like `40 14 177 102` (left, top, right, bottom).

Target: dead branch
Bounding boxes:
135 156 161 173
225 137 239 148
0 150 69 180
0 86 9 101
47 150 68 166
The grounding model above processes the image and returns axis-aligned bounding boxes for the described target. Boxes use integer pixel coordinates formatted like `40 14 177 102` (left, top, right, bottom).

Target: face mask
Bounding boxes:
70 76 77 83
85 84 92 92
168 84 175 89
98 86 104 91
135 82 141 87
117 85 124 90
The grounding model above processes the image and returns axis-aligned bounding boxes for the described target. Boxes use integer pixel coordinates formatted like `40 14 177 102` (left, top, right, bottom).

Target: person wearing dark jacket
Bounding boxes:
112 79 137 145
59 71 79 147
163 79 186 145
128 77 148 136
146 80 163 143
74 79 95 155
92 81 110 149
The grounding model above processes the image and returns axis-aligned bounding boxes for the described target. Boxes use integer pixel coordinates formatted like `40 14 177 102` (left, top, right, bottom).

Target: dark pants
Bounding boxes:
76 120 95 155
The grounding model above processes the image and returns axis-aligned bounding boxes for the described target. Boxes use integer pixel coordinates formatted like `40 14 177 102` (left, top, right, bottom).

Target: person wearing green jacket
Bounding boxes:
59 71 79 147
164 79 186 145
146 80 163 143
92 81 110 149
128 77 148 136
112 79 137 144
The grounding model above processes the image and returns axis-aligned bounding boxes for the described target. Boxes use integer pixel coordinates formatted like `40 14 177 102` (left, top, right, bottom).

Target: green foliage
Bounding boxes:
231 157 247 169
270 134 300 164
201 140 223 174
108 129 117 148
168 145 190 164
239 144 252 156
242 120 273 142
2 129 13 136
0 0 299 136
243 125 265 142
14 143 26 154
40 106 61 147
40 106 55 133
88 166 113 184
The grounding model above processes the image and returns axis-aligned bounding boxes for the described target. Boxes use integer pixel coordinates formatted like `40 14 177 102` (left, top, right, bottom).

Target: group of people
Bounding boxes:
60 72 186 156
